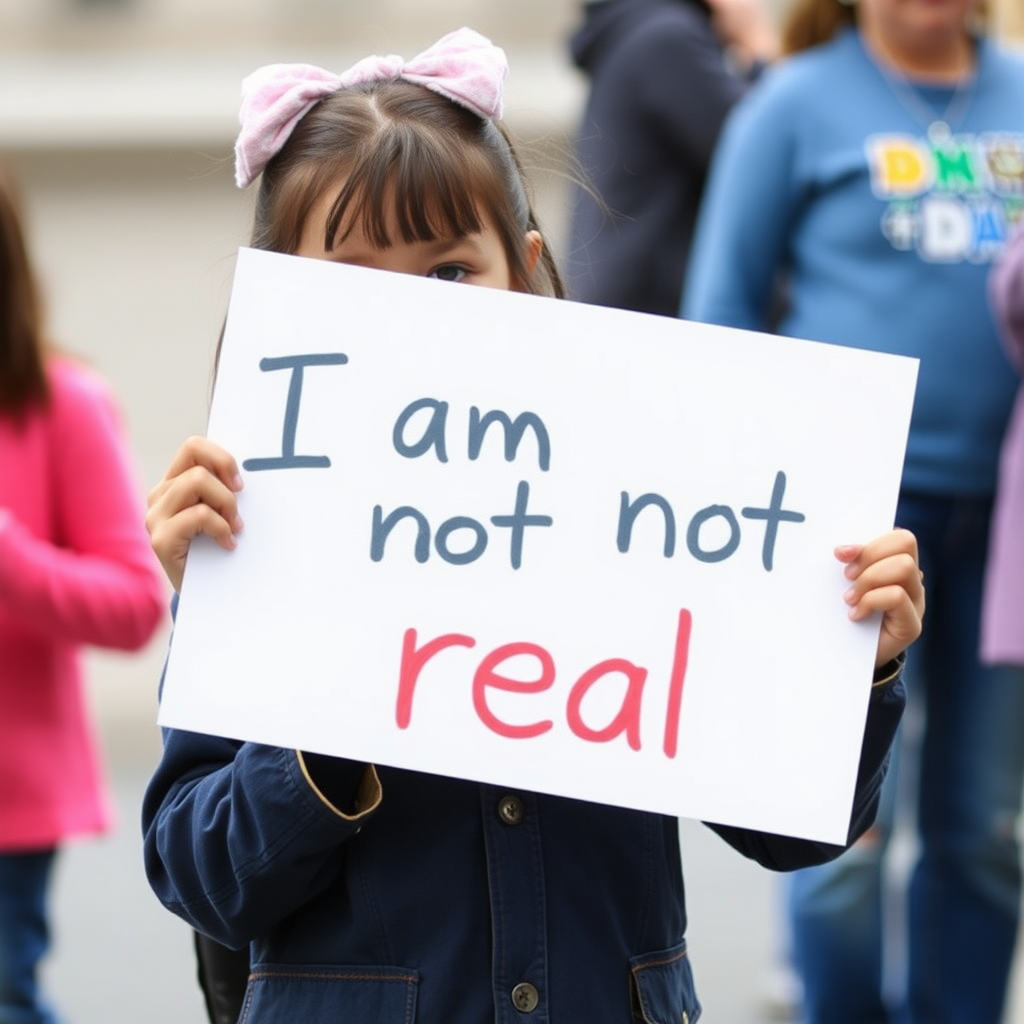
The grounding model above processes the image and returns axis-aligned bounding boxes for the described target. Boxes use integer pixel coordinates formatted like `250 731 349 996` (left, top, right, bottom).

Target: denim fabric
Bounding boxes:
0 850 62 1024
143 669 905 1024
788 492 1024 1024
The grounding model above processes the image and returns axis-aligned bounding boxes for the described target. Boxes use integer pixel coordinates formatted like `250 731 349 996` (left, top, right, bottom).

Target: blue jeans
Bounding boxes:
0 849 62 1024
788 493 1024 1024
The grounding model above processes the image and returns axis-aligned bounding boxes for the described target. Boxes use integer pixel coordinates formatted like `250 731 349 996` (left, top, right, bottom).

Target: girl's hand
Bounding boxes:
146 437 244 593
838 528 924 670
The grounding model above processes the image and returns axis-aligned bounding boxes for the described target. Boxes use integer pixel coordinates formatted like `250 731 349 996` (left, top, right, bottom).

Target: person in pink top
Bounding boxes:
984 219 1024 668
0 162 165 1024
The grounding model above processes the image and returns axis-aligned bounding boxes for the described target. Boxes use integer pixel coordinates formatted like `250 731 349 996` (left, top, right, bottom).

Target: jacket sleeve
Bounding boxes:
990 219 1024 371
681 70 799 329
142 698 381 949
705 667 906 869
0 363 165 649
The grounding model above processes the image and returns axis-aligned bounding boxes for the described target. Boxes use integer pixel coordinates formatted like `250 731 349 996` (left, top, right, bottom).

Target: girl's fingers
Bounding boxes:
145 438 245 593
847 581 919 624
842 551 924 613
149 502 239 594
149 502 240 557
149 436 243 505
147 493 242 593
837 527 918 581
147 463 243 530
855 584 925 667
836 528 925 669
165 436 243 487
847 573 925 665
147 437 243 524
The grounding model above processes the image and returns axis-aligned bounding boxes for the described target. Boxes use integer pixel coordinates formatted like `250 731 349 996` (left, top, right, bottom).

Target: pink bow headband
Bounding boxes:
234 26 508 188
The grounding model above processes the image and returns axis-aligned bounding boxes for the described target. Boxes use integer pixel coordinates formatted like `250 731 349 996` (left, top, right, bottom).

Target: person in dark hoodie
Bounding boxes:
566 0 778 316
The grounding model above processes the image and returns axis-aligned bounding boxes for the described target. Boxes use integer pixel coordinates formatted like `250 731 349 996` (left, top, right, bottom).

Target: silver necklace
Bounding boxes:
871 54 977 145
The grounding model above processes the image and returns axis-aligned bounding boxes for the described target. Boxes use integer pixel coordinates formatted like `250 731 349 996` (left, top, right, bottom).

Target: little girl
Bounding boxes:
0 161 165 1024
142 28 924 1024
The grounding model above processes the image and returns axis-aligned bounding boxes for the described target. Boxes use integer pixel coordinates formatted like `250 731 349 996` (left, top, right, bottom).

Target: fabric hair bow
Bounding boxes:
234 26 508 188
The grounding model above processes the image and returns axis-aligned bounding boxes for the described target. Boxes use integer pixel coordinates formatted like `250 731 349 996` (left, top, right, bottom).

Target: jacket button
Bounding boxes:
498 794 525 825
511 981 539 1013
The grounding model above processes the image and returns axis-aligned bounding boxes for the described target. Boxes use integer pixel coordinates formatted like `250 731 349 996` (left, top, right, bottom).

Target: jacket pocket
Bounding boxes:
238 963 419 1023
629 940 702 1024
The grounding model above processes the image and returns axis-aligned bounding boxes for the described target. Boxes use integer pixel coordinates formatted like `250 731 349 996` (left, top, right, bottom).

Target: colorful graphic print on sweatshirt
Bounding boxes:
866 131 1024 263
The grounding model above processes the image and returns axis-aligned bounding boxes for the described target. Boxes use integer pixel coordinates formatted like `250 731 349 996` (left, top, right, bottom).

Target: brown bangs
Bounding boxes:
323 125 504 251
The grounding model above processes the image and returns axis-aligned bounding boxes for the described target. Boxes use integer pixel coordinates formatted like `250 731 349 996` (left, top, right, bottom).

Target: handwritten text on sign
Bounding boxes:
159 247 918 843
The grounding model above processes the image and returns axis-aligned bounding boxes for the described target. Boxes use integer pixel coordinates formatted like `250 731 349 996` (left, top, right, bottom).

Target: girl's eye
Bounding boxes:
429 264 468 283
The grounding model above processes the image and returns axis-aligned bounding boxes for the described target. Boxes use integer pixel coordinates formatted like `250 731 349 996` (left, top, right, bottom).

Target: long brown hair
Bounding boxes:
251 79 565 298
0 162 48 414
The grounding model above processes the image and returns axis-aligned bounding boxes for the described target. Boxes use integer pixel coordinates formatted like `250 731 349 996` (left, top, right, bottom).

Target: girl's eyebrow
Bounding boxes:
332 233 486 263
424 234 484 254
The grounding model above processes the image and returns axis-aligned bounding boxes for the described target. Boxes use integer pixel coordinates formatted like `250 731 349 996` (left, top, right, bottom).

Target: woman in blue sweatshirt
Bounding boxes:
684 1 1024 1022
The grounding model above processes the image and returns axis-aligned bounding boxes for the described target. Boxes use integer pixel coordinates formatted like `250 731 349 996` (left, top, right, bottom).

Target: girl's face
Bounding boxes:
295 182 543 292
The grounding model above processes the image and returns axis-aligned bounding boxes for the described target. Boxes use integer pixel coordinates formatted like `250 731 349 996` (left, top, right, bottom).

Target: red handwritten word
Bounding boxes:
395 609 693 758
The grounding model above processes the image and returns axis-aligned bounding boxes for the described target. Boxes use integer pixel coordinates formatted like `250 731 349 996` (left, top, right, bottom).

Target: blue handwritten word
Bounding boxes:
393 398 551 470
617 470 805 571
371 480 553 569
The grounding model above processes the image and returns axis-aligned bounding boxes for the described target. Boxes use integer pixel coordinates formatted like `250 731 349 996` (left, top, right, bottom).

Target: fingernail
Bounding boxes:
844 586 856 603
232 474 244 491
232 515 244 533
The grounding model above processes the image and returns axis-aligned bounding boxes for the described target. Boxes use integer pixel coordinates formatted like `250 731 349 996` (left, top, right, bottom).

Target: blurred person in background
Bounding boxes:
0 161 165 1024
564 0 779 316
983 218 1024 675
682 0 1024 1022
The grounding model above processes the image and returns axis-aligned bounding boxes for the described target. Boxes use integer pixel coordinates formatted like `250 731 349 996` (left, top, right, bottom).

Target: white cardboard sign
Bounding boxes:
158 247 918 843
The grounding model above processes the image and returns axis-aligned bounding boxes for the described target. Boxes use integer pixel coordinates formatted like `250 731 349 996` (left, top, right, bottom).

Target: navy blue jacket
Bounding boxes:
566 0 761 317
142 665 904 1023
